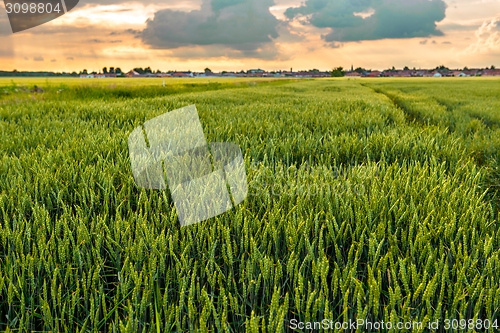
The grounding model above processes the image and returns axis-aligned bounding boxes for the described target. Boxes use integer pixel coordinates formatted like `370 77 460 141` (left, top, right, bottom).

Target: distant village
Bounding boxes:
78 65 500 79
2 65 499 78
344 66 500 78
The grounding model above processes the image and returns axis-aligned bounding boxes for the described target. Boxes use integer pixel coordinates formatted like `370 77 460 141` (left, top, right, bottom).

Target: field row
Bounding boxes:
0 78 499 332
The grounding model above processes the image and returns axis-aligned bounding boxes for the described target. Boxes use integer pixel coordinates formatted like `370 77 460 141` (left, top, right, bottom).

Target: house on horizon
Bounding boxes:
171 71 193 78
126 70 140 77
313 71 331 78
451 71 468 77
247 69 266 77
202 71 221 77
294 71 313 78
126 70 166 78
380 71 395 77
222 71 238 77
345 72 361 77
394 70 412 77
366 71 381 77
248 69 265 74
482 69 500 76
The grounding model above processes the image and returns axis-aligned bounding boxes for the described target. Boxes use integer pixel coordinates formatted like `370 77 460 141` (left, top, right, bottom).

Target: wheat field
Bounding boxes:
0 77 499 332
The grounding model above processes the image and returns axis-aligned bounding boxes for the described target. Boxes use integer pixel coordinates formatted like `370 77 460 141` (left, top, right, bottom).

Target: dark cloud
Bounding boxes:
329 42 343 48
67 56 74 60
211 0 246 11
141 0 281 58
80 0 200 5
166 42 286 60
126 29 142 37
442 41 452 44
108 29 141 37
420 39 428 44
285 0 372 29
34 56 44 61
285 0 447 43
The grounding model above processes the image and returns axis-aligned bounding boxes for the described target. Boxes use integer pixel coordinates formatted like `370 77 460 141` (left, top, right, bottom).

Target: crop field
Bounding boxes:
0 77 499 332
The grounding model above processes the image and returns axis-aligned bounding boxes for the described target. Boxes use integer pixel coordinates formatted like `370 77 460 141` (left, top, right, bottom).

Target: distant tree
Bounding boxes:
133 67 145 74
331 67 345 77
103 67 108 74
115 67 122 74
435 65 449 71
403 66 409 70
204 68 212 73
355 67 366 74
109 67 115 74
144 67 152 74
491 65 496 70
391 66 396 71
156 69 162 73
82 69 88 75
463 66 469 71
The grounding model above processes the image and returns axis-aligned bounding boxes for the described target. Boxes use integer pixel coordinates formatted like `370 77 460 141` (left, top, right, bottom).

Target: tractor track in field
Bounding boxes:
359 83 423 125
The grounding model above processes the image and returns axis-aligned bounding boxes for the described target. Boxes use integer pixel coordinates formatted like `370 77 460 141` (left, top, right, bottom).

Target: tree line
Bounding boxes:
0 65 496 78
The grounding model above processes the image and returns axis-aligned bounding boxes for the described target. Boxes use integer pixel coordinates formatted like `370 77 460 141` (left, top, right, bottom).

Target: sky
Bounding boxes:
0 0 499 72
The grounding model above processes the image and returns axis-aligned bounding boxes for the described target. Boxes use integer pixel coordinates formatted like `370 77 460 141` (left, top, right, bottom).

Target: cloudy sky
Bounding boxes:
0 0 499 72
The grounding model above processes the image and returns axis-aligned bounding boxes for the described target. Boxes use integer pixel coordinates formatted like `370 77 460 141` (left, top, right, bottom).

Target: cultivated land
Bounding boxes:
0 78 499 332
0 77 284 87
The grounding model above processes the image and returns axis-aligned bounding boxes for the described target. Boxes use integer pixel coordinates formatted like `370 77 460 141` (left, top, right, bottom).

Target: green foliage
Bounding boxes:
330 67 345 77
0 78 499 332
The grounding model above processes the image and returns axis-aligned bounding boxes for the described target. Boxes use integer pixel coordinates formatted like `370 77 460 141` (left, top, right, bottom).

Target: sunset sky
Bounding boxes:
0 0 499 72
